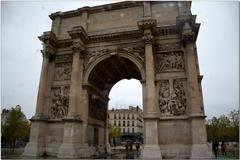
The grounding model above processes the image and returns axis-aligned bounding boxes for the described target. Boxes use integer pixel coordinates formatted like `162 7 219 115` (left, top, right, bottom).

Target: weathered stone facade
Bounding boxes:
23 1 213 159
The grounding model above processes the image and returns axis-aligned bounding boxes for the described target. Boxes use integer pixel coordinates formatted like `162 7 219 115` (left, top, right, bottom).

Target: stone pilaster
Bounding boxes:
138 17 162 159
181 21 213 159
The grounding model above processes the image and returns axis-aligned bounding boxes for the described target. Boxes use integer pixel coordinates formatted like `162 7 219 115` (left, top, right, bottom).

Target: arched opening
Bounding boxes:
86 55 144 147
109 79 142 109
108 79 143 144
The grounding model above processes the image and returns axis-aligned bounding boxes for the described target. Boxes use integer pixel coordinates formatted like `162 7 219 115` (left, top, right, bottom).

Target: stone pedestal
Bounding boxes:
142 145 162 159
57 120 86 158
190 144 214 159
142 119 162 159
22 120 47 157
190 117 214 159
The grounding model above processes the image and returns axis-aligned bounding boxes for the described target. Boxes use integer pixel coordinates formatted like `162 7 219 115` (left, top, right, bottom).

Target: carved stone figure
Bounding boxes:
159 79 186 116
173 79 187 115
158 81 171 116
156 51 184 73
50 86 70 119
55 63 71 80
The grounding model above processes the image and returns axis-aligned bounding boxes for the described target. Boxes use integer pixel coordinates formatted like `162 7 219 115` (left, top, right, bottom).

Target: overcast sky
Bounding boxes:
1 1 239 119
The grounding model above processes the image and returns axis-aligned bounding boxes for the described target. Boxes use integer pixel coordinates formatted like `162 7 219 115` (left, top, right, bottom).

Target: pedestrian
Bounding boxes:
113 138 116 147
129 141 133 150
212 141 219 158
221 141 226 155
125 141 129 152
135 141 140 153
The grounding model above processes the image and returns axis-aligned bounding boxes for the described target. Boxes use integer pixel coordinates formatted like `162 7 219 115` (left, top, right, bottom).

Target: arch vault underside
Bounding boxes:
23 1 213 159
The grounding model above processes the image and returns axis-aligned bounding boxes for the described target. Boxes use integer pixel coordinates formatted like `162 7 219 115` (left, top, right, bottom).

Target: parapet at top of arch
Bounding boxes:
47 1 199 41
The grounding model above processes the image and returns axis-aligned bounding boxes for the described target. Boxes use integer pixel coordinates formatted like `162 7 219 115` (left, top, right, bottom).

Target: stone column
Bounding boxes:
34 49 50 118
138 18 162 159
182 21 213 159
57 26 92 158
23 31 57 157
67 40 83 119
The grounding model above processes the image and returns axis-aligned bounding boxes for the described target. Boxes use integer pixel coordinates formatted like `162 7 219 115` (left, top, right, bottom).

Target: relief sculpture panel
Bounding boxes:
159 79 187 116
50 86 70 119
54 63 71 81
156 51 184 73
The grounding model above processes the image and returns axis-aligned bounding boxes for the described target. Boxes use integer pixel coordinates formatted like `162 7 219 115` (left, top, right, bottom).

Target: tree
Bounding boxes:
108 123 121 142
206 109 239 142
1 106 30 151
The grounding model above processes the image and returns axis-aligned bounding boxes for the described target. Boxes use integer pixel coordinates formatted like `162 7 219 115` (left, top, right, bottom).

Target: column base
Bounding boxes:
142 145 162 159
190 143 214 159
22 142 45 157
57 143 96 158
106 143 111 154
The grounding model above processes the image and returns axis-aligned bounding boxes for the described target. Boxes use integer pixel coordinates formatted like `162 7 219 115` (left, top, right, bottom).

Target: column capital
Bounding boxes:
182 21 195 45
68 26 88 56
41 44 56 58
39 31 57 58
142 32 154 44
176 15 200 46
71 39 85 53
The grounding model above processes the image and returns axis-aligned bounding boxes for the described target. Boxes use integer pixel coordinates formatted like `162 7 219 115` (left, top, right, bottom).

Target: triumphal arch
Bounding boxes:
23 1 213 159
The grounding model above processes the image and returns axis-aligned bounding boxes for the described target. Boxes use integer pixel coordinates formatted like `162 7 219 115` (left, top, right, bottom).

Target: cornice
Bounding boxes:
68 26 89 43
49 1 142 20
38 31 58 47
46 25 180 48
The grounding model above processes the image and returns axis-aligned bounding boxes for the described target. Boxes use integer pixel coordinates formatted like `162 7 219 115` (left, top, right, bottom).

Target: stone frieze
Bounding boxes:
156 51 184 73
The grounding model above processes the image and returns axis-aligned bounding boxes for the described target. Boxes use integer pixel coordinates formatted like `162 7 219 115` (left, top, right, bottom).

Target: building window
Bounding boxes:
114 120 116 126
123 121 125 126
132 121 134 126
114 114 116 119
127 121 130 126
123 128 125 133
123 114 125 119
132 128 134 133
119 114 121 119
127 114 129 119
118 121 121 126
127 128 130 133
132 114 135 119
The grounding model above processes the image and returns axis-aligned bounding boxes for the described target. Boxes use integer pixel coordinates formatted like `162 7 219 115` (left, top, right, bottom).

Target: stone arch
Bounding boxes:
83 51 145 85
